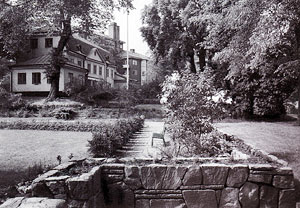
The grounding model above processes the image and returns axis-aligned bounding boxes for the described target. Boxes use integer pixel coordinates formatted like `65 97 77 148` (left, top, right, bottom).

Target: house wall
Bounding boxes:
12 67 51 92
141 60 147 85
129 58 141 85
11 67 86 93
30 36 60 58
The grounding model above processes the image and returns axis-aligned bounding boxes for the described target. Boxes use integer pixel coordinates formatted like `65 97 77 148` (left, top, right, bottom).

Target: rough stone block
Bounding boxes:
31 182 54 198
45 181 66 195
32 170 59 183
0 197 66 208
150 199 186 208
53 162 75 170
104 182 134 208
124 166 142 190
182 166 202 186
226 165 248 188
260 185 279 208
180 185 224 190
248 174 272 184
141 165 167 189
136 199 150 208
202 165 229 185
279 189 296 208
239 182 259 208
183 190 217 208
67 174 92 200
249 164 275 171
219 188 241 208
162 166 187 189
273 175 295 189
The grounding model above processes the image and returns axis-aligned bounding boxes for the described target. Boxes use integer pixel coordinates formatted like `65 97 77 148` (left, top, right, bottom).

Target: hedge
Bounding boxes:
88 117 144 157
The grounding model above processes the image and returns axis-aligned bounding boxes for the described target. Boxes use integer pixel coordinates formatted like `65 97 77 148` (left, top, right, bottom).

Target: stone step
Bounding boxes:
116 149 143 154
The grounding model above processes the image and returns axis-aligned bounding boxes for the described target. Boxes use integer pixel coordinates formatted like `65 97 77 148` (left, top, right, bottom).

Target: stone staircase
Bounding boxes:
116 121 165 158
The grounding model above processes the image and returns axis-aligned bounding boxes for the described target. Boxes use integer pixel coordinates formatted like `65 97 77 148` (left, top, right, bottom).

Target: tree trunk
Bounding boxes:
188 52 196 73
46 18 72 101
298 74 300 125
198 48 206 72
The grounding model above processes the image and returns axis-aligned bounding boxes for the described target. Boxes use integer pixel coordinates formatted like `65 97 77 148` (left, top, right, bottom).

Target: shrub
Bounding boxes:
53 108 77 120
0 87 27 111
161 71 229 157
88 117 144 157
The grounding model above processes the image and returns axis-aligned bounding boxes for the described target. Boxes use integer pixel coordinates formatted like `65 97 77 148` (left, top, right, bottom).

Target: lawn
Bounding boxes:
0 130 92 171
215 119 300 199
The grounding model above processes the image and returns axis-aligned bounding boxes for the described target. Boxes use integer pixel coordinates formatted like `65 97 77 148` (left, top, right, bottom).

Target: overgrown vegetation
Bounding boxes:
88 117 144 157
161 71 232 157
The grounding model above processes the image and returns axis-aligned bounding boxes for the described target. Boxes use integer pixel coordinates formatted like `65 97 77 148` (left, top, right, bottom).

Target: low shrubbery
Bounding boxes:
0 120 110 132
88 117 144 157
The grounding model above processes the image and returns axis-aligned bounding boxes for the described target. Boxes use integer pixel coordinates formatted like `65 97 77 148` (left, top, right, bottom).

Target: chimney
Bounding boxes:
130 49 135 53
109 22 120 41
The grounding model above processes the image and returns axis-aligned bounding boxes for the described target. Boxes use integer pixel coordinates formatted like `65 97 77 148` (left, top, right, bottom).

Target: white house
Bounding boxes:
10 33 117 95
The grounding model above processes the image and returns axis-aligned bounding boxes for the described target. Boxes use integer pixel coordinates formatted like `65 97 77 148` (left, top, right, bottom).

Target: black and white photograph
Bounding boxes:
0 0 299 207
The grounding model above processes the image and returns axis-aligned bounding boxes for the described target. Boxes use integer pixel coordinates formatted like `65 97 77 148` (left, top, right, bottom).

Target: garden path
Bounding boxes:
116 120 165 158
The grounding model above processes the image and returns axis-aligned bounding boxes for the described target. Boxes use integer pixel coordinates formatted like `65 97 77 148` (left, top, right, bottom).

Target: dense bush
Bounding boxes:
0 87 27 111
88 117 144 157
161 71 230 157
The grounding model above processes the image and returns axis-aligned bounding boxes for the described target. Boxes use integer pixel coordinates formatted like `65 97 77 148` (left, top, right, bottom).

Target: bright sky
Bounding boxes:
111 0 153 56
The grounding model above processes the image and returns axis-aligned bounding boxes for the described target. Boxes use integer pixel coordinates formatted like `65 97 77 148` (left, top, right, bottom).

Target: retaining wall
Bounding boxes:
0 159 296 208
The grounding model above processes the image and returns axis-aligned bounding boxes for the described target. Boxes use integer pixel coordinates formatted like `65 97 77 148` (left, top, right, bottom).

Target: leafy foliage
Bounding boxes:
88 117 144 157
142 0 300 118
161 71 229 156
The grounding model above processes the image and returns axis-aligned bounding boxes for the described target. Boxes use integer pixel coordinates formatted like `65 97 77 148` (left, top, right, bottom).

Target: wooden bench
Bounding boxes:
151 126 166 147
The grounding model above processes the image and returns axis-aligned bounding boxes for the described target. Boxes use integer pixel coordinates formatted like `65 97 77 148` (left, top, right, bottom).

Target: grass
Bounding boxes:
0 130 92 171
215 119 300 200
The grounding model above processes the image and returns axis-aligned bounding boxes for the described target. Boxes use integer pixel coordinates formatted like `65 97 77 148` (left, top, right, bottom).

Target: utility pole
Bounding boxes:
126 5 129 90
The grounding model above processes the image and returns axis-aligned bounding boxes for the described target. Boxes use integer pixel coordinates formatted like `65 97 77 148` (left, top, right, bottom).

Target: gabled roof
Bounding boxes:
119 50 150 61
68 34 116 65
14 55 51 66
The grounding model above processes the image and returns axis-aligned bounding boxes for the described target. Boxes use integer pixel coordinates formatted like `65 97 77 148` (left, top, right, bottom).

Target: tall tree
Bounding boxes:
0 0 133 100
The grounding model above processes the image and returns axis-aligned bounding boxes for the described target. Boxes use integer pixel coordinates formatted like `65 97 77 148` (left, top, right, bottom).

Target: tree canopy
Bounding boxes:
0 0 133 100
141 0 300 119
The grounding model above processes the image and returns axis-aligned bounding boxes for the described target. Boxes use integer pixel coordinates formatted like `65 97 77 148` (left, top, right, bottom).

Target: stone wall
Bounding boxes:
0 159 296 208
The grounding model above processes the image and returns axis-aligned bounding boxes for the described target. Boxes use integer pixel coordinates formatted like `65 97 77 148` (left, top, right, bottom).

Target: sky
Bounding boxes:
110 0 153 56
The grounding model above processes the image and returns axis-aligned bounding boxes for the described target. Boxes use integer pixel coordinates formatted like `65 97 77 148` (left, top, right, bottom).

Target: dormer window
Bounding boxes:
76 44 82 52
45 38 53 48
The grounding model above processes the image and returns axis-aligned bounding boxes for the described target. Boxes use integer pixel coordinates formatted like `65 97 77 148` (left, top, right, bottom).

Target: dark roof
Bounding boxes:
68 34 116 65
119 50 150 60
14 55 51 66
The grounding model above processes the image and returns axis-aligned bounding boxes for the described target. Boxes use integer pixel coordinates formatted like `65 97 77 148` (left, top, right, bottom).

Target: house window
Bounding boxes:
88 64 91 72
32 72 41 85
111 69 113 78
30 39 38 49
99 66 102 76
45 38 53 48
68 73 74 83
18 73 26 84
132 60 138 65
93 65 97 74
69 58 75 63
77 60 82 67
106 68 109 78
